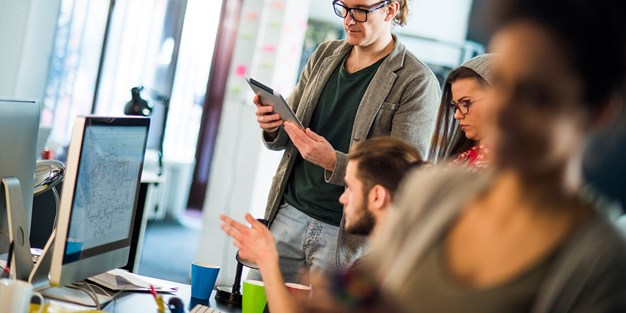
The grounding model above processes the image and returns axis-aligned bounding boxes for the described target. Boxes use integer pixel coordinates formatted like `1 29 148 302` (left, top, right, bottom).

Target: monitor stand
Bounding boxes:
29 225 113 307
1 177 34 281
1 178 113 307
29 231 55 289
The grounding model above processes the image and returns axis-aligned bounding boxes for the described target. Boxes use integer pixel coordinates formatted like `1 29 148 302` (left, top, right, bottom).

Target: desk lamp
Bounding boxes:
124 86 153 116
215 219 269 307
124 86 170 176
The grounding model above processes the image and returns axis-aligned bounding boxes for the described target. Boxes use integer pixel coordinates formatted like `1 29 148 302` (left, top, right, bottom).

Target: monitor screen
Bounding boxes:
49 116 149 287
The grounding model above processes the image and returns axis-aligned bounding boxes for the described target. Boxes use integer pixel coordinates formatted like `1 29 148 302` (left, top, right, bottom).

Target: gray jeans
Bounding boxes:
248 203 340 284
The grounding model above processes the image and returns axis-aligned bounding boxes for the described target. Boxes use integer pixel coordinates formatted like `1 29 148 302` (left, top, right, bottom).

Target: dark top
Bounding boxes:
283 56 385 226
373 167 626 313
410 241 554 313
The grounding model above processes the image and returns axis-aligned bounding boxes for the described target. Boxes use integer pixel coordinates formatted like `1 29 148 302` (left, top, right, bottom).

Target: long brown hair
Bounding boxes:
427 67 488 164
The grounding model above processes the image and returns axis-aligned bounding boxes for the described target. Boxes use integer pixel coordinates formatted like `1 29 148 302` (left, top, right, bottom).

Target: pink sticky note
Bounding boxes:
272 1 285 10
262 45 276 53
235 65 247 77
298 19 307 29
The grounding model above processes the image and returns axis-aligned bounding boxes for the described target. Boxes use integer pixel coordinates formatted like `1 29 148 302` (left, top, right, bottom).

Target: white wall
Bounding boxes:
309 0 475 68
0 0 60 99
309 0 472 42
196 0 310 287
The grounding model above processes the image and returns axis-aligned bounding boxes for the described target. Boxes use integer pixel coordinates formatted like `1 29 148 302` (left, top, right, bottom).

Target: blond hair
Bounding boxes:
391 0 411 26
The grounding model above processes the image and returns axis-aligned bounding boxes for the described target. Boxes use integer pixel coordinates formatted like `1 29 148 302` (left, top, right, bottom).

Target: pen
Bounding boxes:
149 284 166 312
2 241 13 279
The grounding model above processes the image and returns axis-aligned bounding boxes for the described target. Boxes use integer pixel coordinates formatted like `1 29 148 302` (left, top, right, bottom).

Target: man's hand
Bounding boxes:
254 95 284 133
220 213 278 269
283 122 337 171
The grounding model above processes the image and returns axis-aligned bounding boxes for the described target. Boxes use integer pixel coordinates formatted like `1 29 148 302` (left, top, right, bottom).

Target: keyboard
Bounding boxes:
190 304 225 313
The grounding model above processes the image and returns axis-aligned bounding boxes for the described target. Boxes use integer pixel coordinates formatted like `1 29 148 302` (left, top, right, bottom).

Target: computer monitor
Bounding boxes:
48 116 149 287
0 98 40 280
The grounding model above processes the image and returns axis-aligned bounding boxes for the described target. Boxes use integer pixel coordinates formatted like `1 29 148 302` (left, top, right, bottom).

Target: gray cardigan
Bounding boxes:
262 36 440 270
372 168 626 313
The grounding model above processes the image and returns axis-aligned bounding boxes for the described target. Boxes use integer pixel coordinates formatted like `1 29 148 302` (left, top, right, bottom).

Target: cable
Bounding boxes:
69 282 101 310
51 186 60 228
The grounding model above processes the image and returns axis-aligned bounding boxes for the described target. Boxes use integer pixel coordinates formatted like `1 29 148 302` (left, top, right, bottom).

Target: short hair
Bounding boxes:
349 137 424 198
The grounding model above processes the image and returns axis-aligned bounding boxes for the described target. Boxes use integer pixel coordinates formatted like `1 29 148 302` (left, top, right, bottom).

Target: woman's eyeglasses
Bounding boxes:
332 0 391 23
450 99 475 116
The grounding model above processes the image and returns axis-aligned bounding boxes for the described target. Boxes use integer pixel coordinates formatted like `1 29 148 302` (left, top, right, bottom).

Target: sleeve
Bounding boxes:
390 68 441 159
324 151 348 185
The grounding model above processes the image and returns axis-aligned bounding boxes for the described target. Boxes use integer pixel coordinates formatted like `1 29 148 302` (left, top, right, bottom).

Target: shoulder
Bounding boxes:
563 215 626 270
391 40 438 82
309 39 350 62
544 215 626 311
393 167 489 219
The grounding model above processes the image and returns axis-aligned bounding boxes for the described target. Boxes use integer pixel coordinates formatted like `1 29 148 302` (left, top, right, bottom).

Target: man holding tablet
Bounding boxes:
252 0 439 283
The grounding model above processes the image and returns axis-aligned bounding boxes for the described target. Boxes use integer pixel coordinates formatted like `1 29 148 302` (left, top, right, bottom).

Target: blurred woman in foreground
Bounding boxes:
428 54 494 170
368 0 626 312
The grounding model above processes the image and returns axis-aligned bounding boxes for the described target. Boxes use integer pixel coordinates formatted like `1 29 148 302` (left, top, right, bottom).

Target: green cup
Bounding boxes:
242 280 267 313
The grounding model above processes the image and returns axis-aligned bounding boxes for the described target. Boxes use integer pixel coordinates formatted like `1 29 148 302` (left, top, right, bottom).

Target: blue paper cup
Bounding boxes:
191 262 220 300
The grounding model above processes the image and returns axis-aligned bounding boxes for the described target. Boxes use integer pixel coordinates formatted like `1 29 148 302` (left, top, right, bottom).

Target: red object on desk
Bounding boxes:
150 285 166 312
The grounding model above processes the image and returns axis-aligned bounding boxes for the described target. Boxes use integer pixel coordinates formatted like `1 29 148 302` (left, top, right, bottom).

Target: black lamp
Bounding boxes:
215 219 269 307
124 86 170 176
124 86 153 116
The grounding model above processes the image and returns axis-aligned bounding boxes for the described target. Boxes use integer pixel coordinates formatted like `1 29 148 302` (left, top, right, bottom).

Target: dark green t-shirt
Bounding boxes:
283 56 385 226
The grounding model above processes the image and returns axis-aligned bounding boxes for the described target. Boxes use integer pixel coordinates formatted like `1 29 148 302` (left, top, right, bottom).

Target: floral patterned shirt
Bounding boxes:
447 144 489 171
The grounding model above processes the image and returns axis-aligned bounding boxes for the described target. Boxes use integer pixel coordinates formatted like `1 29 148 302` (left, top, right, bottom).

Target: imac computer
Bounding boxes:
0 98 40 280
32 116 149 297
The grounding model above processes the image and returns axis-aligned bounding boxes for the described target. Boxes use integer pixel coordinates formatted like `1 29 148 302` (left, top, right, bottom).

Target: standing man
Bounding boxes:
253 0 439 283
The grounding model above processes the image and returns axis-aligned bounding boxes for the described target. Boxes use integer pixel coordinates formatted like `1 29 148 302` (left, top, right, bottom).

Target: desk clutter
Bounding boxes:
88 269 178 293
29 302 106 313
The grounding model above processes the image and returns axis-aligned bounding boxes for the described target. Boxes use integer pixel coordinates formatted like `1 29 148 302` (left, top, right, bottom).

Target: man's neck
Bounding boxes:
349 33 394 67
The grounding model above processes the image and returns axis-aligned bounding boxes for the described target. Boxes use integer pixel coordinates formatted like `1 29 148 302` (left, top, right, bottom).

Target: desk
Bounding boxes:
42 279 241 313
104 283 241 313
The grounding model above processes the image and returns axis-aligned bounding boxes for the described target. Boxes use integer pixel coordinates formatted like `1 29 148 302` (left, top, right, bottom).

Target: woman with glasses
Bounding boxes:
428 54 494 170
363 0 626 312
252 0 440 286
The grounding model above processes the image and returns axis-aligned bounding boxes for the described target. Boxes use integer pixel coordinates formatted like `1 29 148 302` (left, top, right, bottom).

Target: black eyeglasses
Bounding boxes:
449 99 476 116
332 0 391 23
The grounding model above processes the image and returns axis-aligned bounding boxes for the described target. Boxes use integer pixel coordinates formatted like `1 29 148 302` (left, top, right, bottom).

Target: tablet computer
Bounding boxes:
245 77 304 129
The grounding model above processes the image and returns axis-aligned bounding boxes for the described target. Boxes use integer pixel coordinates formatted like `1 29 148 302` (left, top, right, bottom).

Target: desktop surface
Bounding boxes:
40 277 241 313
104 282 241 313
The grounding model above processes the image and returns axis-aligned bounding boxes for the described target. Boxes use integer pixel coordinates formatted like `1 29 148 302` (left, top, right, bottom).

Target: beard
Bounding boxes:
345 203 376 236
